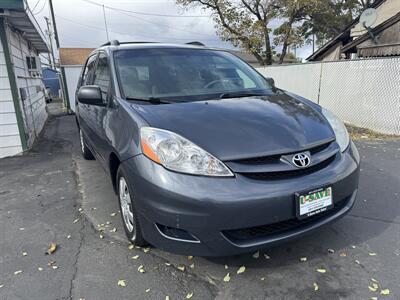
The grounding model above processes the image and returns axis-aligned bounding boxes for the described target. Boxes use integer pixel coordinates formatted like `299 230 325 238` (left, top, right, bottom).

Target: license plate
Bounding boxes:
296 187 333 219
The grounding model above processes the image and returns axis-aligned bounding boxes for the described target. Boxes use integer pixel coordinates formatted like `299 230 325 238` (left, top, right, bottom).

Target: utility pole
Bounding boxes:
48 0 71 112
102 5 109 41
44 16 55 69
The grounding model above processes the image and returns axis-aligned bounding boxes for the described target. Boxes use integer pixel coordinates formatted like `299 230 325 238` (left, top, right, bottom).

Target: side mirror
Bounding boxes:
265 77 275 88
78 85 103 105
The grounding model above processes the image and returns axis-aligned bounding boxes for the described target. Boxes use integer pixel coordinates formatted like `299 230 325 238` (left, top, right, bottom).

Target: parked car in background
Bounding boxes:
75 41 360 256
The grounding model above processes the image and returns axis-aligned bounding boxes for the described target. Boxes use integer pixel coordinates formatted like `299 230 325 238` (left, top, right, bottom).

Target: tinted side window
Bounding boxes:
82 54 97 85
92 53 110 104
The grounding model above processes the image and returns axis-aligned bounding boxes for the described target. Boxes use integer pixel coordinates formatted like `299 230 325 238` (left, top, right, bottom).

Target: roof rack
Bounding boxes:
186 41 205 46
99 40 160 47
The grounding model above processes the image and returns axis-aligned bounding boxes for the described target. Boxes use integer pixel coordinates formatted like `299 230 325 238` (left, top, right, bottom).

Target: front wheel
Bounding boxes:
117 166 147 246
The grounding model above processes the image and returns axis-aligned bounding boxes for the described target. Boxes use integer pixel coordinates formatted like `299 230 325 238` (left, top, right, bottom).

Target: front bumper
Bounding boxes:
122 141 360 256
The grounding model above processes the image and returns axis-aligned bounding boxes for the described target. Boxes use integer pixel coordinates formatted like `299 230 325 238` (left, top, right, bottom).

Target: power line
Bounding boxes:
30 0 42 12
81 0 211 18
33 0 47 15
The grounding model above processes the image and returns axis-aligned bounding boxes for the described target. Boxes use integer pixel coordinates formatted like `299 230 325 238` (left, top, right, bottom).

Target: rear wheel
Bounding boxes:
117 166 147 246
79 129 95 160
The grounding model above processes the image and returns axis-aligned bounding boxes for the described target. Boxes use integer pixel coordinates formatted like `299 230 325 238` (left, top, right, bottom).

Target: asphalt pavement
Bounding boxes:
0 104 399 300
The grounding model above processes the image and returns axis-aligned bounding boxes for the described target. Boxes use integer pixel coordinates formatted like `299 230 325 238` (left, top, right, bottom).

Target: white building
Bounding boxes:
0 1 49 158
59 47 94 112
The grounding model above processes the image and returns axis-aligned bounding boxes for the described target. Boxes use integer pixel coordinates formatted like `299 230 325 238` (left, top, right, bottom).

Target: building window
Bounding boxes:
26 56 37 70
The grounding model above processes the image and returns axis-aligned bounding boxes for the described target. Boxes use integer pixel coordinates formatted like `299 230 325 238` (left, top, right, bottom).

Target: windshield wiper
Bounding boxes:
218 91 268 99
125 96 172 104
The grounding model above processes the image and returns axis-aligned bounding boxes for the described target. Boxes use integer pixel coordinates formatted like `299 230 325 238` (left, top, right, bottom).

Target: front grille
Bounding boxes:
240 154 336 180
222 196 350 244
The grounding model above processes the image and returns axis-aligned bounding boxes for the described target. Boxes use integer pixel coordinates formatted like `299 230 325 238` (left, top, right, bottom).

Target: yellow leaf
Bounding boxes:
371 283 378 289
189 263 194 269
186 292 194 299
131 255 139 259
371 297 378 300
300 257 307 262
22 252 27 256
313 282 319 291
368 285 378 292
128 245 134 250
110 213 117 217
252 251 260 259
165 296 170 300
339 252 347 257
46 242 57 255
369 252 377 256
14 270 22 275
237 266 246 274
109 228 117 233
316 269 326 274
117 280 126 287
187 256 193 260
223 273 231 282
178 265 185 272
138 265 145 273
143 248 150 253
371 278 379 283
99 234 104 239
380 289 390 295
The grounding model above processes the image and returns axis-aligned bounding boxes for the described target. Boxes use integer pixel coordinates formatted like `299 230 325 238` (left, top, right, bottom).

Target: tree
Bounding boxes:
176 0 277 65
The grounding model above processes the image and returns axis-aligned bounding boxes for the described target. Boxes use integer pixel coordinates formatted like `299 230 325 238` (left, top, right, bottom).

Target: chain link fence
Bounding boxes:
256 57 400 135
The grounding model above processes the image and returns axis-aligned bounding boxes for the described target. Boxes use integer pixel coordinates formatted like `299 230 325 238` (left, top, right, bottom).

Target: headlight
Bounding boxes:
140 127 234 177
322 108 349 152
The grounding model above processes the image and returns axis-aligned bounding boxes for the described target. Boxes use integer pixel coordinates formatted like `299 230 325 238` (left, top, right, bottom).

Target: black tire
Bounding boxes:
117 165 147 246
79 129 95 160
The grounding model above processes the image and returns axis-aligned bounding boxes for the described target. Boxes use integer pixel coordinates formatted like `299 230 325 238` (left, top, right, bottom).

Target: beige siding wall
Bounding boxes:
7 24 47 149
0 36 23 157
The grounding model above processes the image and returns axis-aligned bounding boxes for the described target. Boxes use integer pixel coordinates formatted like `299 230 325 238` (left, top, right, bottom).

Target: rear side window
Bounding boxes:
92 53 111 103
82 54 97 85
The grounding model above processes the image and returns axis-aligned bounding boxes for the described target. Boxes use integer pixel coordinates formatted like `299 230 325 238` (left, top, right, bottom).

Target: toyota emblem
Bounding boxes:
292 153 311 168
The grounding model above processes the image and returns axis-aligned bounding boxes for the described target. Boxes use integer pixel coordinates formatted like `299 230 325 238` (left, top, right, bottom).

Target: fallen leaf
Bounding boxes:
22 252 27 256
0 284 4 288
252 251 260 259
186 292 194 299
371 278 379 283
14 270 22 275
189 263 194 269
178 265 185 272
38 267 43 271
145 288 150 293
117 280 126 287
327 249 335 253
316 269 326 274
340 252 347 257
313 282 319 291
143 248 150 253
300 257 307 262
355 260 360 265
52 265 58 270
99 234 104 239
19 228 25 231
46 243 57 255
369 252 377 256
72 219 79 224
368 285 378 292
223 273 231 282
131 255 139 260
165 296 170 300
67 235 71 239
165 262 171 266
371 297 378 300
260 277 265 281
110 212 117 217
138 265 145 273
78 208 83 212
351 245 356 249
109 228 117 233
128 245 134 250
224 264 228 269
187 256 193 260
380 289 390 295
264 254 271 259
237 266 246 274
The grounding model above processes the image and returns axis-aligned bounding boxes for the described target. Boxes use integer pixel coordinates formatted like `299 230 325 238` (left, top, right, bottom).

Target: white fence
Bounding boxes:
256 57 400 135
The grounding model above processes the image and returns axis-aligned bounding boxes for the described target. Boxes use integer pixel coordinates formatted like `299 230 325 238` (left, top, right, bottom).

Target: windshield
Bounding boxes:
114 48 272 102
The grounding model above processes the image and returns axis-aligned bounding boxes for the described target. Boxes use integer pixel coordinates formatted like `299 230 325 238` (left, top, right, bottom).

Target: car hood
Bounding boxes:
132 93 335 161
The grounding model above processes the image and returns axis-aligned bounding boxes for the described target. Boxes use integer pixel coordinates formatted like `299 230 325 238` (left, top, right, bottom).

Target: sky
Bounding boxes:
28 0 313 61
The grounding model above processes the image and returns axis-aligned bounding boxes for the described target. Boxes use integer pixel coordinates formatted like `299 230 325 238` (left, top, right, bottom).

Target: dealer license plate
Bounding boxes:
296 187 333 219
